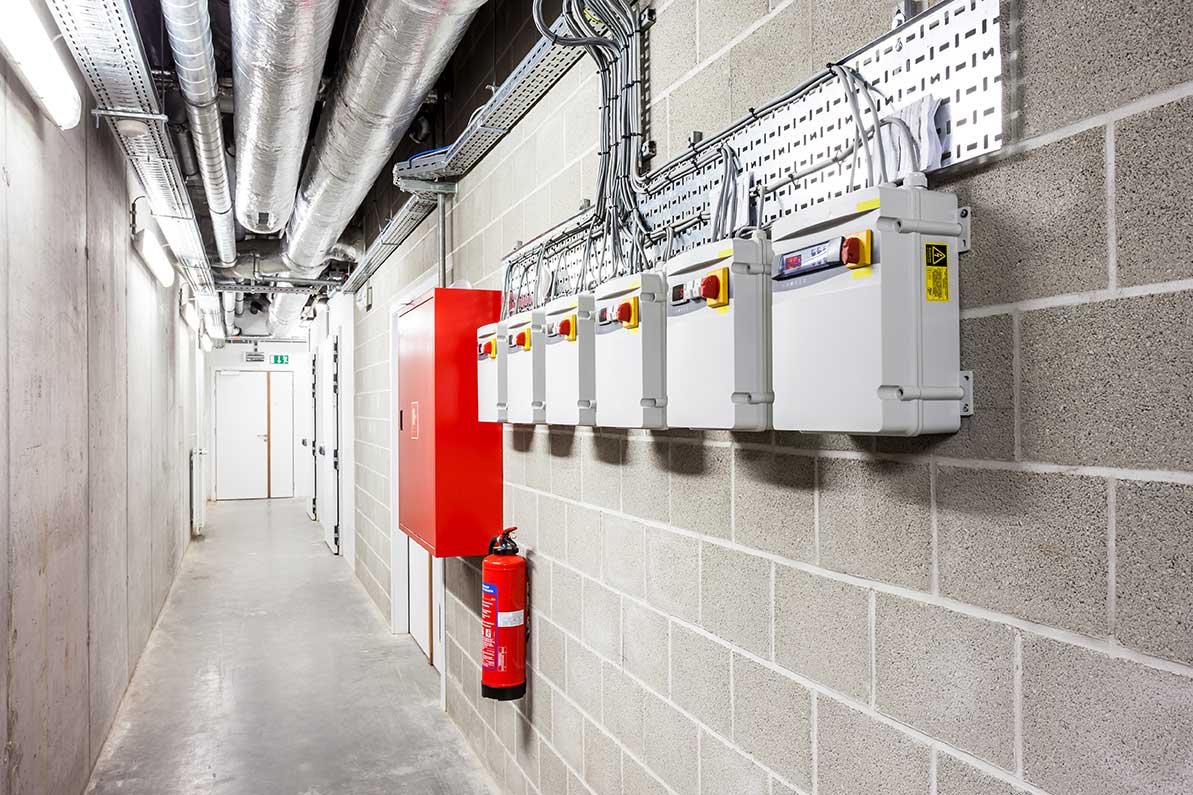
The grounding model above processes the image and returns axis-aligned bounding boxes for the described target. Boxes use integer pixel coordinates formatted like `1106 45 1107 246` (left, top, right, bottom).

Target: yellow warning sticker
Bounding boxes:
856 197 881 212
925 242 949 302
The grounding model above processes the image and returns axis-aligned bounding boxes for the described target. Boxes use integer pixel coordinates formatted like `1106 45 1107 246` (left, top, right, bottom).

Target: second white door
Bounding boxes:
215 371 269 500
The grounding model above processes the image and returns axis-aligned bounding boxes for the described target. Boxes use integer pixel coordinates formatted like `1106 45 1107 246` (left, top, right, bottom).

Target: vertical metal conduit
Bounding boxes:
160 0 237 265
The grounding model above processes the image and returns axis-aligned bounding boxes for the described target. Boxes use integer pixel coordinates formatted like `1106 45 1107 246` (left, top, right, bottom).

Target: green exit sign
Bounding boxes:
272 355 289 365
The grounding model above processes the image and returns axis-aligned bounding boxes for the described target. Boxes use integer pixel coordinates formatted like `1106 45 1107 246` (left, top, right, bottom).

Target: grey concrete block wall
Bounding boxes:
2 54 196 793
354 1 1193 793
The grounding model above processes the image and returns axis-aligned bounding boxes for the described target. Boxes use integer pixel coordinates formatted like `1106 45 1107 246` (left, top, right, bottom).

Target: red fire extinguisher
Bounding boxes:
481 528 527 701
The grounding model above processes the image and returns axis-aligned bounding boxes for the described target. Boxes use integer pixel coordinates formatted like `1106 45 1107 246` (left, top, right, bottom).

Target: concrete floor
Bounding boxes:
87 498 496 795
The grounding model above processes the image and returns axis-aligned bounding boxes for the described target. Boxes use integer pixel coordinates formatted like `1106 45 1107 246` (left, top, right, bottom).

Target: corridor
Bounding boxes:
86 499 495 795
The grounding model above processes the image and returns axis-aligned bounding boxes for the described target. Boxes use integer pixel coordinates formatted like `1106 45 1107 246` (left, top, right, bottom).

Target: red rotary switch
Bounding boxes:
700 273 721 300
616 302 634 323
841 236 863 266
558 318 572 337
483 340 494 356
515 331 528 347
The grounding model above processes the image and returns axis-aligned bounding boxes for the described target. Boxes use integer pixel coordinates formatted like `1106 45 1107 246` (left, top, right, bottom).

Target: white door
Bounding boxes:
269 371 295 498
215 370 269 500
409 542 432 657
316 335 340 553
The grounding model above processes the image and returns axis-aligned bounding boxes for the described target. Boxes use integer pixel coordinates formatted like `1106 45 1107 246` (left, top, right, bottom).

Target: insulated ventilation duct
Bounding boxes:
231 0 339 234
160 0 237 265
270 0 487 334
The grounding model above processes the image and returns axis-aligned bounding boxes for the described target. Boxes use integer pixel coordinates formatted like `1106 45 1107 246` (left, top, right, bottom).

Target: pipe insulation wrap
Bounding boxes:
231 0 339 234
270 0 487 334
160 0 237 265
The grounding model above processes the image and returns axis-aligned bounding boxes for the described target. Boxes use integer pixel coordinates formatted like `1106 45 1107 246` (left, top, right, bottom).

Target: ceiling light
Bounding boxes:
182 301 199 331
137 226 176 288
0 0 82 130
200 334 213 352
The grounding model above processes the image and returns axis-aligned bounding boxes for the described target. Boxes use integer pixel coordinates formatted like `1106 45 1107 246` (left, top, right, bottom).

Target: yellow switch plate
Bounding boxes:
565 314 577 341
620 297 640 330
705 265 730 309
844 229 873 269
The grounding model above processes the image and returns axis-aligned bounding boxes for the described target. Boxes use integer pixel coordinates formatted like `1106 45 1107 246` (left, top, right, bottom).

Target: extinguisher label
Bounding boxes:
481 582 498 671
497 609 525 628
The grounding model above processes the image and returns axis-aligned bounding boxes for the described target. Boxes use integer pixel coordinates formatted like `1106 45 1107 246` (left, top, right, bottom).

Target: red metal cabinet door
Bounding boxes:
398 295 437 552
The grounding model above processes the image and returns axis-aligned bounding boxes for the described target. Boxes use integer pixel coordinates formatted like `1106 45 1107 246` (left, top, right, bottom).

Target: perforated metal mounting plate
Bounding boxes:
504 0 1004 306
639 0 1004 250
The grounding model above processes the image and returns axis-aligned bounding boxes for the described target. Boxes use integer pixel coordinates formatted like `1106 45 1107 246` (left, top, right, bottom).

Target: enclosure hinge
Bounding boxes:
958 207 972 253
960 370 974 417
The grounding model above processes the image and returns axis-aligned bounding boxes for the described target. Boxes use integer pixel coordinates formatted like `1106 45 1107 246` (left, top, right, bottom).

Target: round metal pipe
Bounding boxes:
270 0 485 334
160 0 237 265
231 0 339 234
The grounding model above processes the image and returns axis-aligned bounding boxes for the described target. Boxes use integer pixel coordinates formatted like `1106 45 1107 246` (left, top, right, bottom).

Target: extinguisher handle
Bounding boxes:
488 527 519 555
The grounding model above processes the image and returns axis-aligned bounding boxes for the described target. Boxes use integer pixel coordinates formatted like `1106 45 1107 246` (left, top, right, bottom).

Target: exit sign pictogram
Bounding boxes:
272 355 289 365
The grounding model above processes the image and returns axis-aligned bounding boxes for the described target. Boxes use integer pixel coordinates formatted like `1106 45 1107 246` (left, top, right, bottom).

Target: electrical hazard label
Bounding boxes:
925 242 949 302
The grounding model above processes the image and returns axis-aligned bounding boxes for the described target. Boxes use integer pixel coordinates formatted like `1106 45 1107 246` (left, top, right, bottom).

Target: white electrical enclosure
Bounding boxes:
770 178 962 435
665 234 772 430
593 272 667 429
543 294 596 426
476 322 506 423
504 311 545 424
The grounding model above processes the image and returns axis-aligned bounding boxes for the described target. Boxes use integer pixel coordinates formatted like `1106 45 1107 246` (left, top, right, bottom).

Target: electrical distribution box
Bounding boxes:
476 321 506 423
770 180 962 435
665 234 772 430
592 272 667 428
543 293 596 426
398 288 503 557
503 310 545 424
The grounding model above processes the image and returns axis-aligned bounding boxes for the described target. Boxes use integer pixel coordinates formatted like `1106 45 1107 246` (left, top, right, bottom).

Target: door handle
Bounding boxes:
318 445 326 455
399 409 403 431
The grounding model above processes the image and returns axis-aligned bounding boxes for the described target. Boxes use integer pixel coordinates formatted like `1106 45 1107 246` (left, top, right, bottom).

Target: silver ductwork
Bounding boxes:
269 0 487 334
160 0 237 266
231 0 339 234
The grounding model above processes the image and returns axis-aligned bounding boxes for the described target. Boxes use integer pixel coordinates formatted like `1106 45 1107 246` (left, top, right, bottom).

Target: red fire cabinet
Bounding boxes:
397 288 503 557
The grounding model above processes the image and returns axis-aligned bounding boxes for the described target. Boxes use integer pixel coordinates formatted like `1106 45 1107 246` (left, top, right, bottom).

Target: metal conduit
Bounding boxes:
231 0 339 234
269 0 486 334
160 0 237 266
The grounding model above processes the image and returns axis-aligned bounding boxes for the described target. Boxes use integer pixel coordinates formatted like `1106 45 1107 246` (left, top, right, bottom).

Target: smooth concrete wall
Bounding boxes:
354 1 1193 793
0 9 197 791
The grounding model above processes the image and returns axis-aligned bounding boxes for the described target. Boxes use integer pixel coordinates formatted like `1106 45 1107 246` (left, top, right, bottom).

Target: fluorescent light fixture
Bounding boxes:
200 334 213 352
207 323 226 340
182 301 199 331
0 0 82 130
138 227 176 288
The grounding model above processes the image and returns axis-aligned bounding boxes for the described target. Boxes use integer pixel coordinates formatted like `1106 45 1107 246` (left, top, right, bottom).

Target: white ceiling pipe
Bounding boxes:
269 0 487 335
160 0 237 266
231 0 339 234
